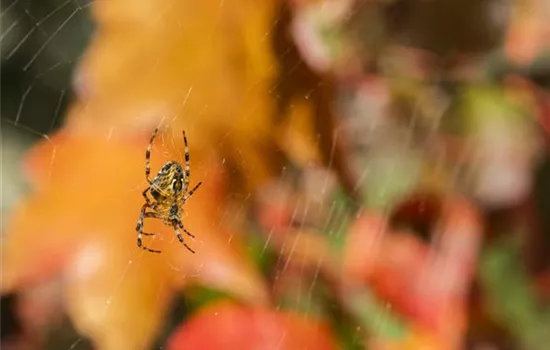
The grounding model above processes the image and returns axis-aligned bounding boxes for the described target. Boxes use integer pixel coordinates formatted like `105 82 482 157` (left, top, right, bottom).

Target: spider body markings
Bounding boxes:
136 128 202 254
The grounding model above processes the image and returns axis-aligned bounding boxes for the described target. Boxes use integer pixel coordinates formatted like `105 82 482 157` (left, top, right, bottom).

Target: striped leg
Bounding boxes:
182 181 202 202
177 220 195 238
136 205 162 253
174 221 195 253
145 127 159 183
182 130 191 191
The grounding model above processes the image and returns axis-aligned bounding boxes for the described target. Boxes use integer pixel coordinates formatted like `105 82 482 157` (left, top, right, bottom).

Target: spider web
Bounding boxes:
2 0 418 347
1 0 519 349
0 1 344 349
2 1 95 348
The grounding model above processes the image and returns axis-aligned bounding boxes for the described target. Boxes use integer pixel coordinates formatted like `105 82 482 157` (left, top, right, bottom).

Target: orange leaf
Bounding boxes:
2 129 269 350
67 0 284 192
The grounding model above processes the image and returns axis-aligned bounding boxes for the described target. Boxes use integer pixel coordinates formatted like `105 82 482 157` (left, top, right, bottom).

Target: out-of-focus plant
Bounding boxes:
1 123 39 216
283 0 550 349
479 236 550 349
1 0 344 348
343 195 481 349
3 0 550 349
505 0 550 66
256 169 482 348
166 300 337 350
2 129 272 349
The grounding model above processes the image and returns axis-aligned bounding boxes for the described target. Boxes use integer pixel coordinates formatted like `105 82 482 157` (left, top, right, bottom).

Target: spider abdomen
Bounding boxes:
152 162 186 196
136 128 202 254
150 187 165 201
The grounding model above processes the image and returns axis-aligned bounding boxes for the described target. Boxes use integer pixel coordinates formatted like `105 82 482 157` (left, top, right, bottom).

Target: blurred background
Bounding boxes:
1 0 550 349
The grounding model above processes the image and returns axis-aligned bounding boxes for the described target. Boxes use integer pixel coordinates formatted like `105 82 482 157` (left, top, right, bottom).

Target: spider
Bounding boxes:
136 128 202 254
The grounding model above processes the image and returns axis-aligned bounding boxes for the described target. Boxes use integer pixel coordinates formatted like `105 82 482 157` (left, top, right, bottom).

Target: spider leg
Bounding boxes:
140 211 163 235
143 212 162 231
174 222 195 254
145 127 159 183
136 204 161 253
137 204 157 224
182 130 191 192
142 188 151 205
177 221 195 238
182 181 202 202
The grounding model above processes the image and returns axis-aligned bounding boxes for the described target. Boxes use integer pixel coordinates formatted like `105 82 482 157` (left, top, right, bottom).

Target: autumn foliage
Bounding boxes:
2 0 550 349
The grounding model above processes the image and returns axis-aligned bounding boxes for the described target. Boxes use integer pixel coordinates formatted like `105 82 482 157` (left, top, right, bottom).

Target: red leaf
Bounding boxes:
167 301 337 350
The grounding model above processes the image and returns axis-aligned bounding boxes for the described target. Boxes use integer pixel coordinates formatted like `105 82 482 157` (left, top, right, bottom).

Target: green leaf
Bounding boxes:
184 285 232 314
478 237 550 349
244 226 279 279
347 289 408 341
325 187 354 254
361 149 422 211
